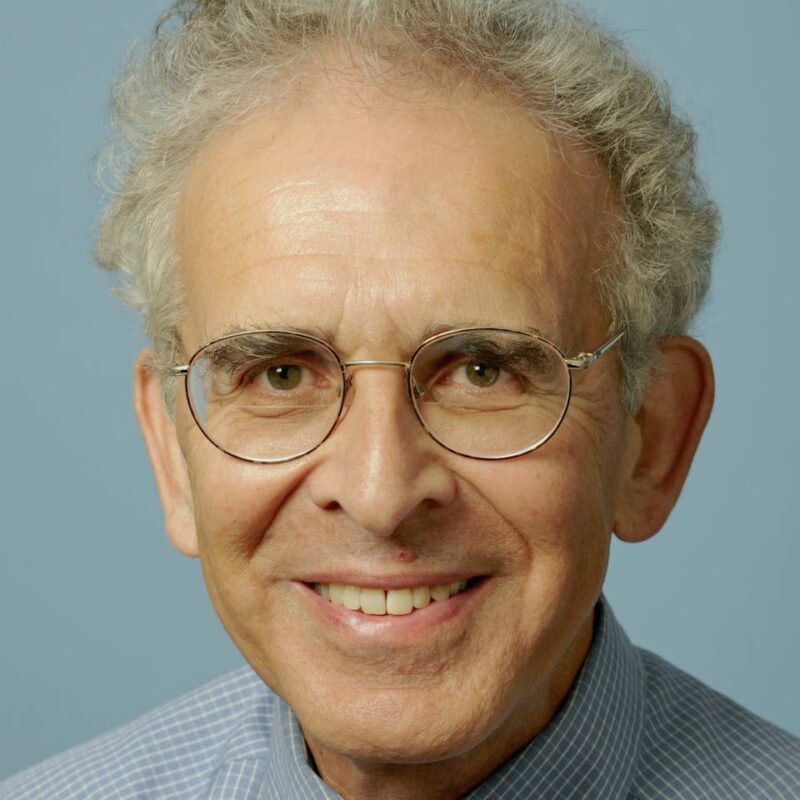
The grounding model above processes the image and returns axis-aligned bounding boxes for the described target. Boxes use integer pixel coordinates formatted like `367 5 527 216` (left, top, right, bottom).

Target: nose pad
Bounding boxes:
333 365 427 443
332 365 429 445
335 373 356 426
339 368 420 413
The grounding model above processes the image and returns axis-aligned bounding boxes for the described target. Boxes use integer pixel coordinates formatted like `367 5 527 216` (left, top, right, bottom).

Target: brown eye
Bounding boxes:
465 363 500 387
266 364 303 390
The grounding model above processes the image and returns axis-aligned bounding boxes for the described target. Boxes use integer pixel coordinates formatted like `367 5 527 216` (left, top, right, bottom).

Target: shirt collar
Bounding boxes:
257 594 644 800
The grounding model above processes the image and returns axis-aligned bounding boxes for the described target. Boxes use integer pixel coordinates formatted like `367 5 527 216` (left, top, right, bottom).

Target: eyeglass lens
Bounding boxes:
186 330 570 462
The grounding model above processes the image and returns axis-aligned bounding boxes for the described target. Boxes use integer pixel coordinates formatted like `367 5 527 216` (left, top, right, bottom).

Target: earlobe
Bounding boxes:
613 336 715 543
133 351 199 557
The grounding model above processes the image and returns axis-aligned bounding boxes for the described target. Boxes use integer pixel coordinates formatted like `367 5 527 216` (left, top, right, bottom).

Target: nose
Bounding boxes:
305 366 457 537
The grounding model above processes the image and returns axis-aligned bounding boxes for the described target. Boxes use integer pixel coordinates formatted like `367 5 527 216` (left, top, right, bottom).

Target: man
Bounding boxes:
2 0 798 798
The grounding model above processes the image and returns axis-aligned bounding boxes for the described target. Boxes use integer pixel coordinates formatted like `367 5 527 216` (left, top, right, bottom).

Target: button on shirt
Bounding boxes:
2 597 799 799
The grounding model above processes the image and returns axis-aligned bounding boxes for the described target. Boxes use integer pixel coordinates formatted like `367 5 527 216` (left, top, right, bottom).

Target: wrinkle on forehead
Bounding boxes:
175 68 617 353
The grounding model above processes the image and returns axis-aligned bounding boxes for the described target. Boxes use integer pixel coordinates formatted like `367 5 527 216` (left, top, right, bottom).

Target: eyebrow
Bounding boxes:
206 331 320 372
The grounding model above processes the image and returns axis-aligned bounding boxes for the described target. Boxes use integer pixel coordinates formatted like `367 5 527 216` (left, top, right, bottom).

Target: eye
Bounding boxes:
266 363 303 390
463 363 500 388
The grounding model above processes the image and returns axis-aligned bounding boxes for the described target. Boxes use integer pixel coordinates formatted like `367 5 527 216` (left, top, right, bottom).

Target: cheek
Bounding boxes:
460 433 615 593
476 444 613 658
181 450 315 681
178 402 313 571
468 436 614 539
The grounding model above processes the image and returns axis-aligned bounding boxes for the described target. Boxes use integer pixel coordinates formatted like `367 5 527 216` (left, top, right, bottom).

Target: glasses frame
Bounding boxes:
170 327 625 464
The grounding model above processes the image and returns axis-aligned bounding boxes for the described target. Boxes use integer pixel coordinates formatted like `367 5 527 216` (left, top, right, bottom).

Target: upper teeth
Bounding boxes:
314 581 470 616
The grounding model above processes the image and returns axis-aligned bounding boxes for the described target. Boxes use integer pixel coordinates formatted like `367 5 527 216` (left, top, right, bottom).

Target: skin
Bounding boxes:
134 65 714 800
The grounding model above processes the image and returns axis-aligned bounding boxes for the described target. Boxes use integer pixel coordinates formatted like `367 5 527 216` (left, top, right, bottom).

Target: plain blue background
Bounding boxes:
1 0 798 780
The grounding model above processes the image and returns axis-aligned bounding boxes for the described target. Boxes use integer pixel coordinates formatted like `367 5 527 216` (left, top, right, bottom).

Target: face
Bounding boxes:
161 69 635 786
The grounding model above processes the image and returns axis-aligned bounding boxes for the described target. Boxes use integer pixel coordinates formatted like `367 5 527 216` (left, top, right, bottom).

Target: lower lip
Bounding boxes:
294 579 489 643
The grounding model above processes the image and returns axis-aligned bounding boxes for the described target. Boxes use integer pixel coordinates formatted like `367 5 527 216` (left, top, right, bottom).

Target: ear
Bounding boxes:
613 336 714 543
133 351 199 557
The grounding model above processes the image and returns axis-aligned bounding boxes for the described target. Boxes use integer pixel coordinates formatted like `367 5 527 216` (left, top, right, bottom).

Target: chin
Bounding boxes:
288 675 503 766
304 714 486 767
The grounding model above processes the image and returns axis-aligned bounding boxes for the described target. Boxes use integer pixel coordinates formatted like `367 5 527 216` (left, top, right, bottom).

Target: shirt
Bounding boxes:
2 596 799 799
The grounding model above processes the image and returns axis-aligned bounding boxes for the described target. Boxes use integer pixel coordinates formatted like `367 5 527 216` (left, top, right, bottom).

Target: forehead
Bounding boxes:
175 69 615 352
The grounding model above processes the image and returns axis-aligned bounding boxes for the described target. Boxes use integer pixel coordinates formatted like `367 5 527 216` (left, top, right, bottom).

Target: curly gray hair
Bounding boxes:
95 0 719 410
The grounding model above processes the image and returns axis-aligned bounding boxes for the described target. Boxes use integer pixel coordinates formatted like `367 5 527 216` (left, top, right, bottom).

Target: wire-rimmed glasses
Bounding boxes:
170 327 624 463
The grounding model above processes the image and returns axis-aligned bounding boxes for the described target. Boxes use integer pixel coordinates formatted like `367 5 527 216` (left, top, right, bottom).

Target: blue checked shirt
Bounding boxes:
2 596 799 799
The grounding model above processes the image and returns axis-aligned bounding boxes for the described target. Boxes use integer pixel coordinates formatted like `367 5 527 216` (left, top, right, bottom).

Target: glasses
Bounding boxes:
170 327 624 463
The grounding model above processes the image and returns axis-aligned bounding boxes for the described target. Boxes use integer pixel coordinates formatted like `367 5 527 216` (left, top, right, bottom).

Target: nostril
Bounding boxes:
324 500 341 512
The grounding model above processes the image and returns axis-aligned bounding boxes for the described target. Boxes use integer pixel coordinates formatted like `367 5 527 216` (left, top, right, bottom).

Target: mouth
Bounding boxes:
295 575 489 643
309 577 484 616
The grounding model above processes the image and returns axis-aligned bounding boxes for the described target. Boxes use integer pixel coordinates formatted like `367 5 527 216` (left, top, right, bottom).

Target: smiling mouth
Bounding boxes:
311 577 483 616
